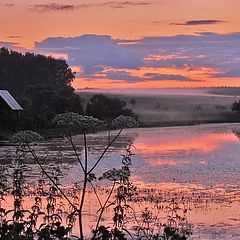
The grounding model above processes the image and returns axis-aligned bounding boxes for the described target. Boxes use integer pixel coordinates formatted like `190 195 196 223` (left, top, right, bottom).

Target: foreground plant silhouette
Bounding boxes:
9 113 138 239
0 150 74 239
3 113 192 240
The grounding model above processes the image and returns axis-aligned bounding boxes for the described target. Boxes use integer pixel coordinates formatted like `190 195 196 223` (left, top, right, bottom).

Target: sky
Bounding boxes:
0 0 240 89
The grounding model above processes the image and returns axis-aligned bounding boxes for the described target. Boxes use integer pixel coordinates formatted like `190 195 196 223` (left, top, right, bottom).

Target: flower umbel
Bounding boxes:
112 115 138 129
53 112 104 131
11 130 43 144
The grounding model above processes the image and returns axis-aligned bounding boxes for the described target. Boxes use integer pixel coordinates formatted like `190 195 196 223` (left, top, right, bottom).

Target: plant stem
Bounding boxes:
90 182 103 209
27 145 77 212
68 126 85 172
88 128 123 175
92 181 116 239
78 131 88 239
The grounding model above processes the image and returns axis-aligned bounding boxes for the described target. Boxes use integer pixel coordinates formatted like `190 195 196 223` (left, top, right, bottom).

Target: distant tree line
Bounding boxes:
0 48 136 135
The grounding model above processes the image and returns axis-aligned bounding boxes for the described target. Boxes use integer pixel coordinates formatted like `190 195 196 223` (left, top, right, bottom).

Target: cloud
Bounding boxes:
107 71 198 82
0 41 18 48
31 3 75 12
213 67 240 78
143 73 200 82
105 70 142 82
30 1 151 12
36 34 143 74
101 1 151 8
171 19 225 26
35 32 240 84
8 35 22 39
0 3 14 9
81 69 198 83
76 1 151 9
4 3 14 7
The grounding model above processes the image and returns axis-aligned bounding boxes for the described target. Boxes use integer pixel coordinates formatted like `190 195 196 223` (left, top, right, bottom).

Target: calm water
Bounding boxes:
119 123 240 239
1 123 240 239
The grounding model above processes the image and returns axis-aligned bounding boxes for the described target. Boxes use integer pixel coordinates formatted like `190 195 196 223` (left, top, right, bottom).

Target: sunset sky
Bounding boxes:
1 0 240 89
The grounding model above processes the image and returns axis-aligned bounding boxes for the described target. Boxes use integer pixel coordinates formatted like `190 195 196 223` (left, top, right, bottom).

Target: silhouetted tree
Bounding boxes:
19 85 83 129
0 48 75 97
86 94 136 120
0 48 83 132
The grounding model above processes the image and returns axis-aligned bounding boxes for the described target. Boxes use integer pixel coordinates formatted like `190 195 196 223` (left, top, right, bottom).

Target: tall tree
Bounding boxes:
0 48 75 96
0 48 84 131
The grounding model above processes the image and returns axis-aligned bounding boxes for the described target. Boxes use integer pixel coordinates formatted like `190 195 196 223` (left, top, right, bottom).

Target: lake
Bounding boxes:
1 123 240 239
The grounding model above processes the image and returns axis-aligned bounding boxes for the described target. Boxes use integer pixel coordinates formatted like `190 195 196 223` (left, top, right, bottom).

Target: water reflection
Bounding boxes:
121 124 240 187
136 133 236 159
2 123 240 188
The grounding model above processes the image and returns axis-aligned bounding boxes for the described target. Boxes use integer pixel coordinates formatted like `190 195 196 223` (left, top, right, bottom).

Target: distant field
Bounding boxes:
208 87 240 96
77 89 240 127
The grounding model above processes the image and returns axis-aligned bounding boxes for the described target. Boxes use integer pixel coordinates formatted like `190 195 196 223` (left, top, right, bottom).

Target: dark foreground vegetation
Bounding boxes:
0 113 191 239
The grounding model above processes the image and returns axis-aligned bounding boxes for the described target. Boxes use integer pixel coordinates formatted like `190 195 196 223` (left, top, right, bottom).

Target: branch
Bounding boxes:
92 181 116 239
90 181 103 209
27 145 77 212
78 131 88 239
88 128 123 175
67 125 85 172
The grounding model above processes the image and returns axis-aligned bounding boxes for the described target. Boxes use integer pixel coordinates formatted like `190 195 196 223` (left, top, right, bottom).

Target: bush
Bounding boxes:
231 100 240 112
86 95 137 121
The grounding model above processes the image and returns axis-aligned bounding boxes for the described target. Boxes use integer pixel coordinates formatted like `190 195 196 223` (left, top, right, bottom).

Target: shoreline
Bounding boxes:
138 118 240 128
2 119 239 141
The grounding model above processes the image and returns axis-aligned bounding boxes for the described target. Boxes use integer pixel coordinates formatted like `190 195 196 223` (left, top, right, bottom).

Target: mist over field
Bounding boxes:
77 87 240 97
77 87 240 127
